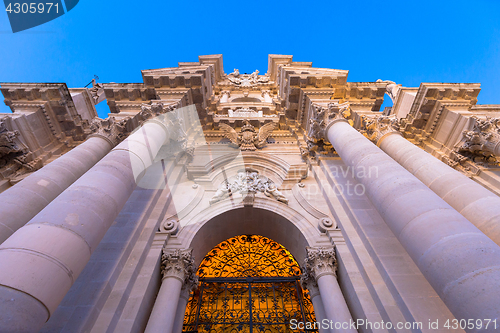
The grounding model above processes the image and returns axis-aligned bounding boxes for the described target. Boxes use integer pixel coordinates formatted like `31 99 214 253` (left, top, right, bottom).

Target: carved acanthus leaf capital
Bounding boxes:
307 102 352 142
88 116 129 146
303 246 337 281
161 248 197 289
361 116 401 146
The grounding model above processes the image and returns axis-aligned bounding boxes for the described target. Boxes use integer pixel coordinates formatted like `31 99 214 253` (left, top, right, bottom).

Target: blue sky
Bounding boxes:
1 0 499 118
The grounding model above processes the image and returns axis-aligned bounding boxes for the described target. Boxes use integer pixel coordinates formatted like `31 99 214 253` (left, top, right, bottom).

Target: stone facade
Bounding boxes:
0 54 500 332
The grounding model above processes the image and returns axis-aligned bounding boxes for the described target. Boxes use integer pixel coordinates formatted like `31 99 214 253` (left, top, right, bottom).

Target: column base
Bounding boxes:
0 285 49 333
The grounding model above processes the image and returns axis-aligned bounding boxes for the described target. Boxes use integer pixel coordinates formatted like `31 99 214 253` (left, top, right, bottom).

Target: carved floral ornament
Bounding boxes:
219 120 276 151
0 119 25 160
161 248 198 290
455 116 500 162
0 118 43 182
209 168 288 205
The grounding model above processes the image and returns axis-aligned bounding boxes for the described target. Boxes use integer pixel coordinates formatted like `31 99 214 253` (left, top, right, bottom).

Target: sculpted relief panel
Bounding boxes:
210 168 288 205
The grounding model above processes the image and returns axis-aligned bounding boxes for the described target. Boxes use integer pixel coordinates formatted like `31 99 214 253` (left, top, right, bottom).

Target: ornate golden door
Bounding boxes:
182 235 317 333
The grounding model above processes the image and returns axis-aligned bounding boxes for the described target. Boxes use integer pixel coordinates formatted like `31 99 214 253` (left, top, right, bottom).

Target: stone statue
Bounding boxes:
376 79 401 103
264 182 289 204
210 169 288 205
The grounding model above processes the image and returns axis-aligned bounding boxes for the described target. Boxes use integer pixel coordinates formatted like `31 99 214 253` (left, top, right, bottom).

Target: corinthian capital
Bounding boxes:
303 247 337 281
139 102 178 122
455 117 500 160
361 116 401 146
88 117 129 147
307 102 352 143
161 248 197 287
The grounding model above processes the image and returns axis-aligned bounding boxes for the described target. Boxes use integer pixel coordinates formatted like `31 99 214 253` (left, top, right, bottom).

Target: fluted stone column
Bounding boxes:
366 117 500 247
327 118 500 324
145 248 197 333
303 247 355 333
301 269 329 333
0 114 172 332
0 135 114 244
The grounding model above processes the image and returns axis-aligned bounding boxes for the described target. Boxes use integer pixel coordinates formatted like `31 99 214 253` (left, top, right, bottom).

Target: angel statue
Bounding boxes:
264 182 289 204
219 120 276 151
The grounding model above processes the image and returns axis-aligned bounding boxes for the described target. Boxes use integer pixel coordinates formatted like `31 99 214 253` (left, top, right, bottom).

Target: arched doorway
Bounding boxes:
182 235 317 332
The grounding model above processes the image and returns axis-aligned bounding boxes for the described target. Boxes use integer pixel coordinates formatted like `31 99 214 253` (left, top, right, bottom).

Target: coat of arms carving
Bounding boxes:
219 120 276 151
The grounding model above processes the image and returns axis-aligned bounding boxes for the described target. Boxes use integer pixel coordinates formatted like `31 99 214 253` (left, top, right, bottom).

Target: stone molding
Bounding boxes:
160 248 198 289
361 115 402 146
303 246 337 281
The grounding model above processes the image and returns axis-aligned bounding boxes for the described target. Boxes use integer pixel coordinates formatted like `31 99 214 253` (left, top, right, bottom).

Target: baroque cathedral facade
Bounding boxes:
0 54 499 332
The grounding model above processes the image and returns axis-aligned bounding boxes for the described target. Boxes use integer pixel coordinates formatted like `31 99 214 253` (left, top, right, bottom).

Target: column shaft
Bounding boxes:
327 120 500 323
317 275 356 333
0 118 170 332
379 133 500 247
144 277 183 333
310 291 330 333
172 288 190 333
0 136 113 244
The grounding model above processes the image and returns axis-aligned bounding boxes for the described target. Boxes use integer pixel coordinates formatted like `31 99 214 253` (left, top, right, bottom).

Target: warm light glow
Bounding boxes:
183 235 317 332
197 234 301 278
